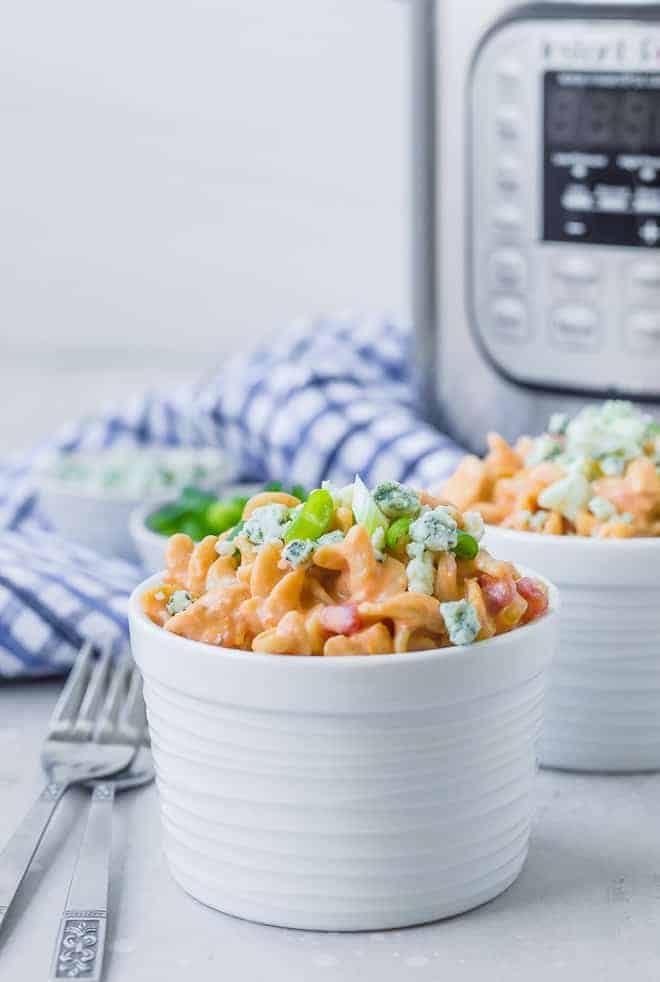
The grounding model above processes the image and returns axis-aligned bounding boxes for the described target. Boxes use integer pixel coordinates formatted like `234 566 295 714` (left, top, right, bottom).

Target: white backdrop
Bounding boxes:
1 1 409 450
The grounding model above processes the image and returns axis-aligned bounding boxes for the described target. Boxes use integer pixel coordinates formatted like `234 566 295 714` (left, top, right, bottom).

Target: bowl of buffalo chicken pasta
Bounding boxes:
129 478 557 931
443 401 660 774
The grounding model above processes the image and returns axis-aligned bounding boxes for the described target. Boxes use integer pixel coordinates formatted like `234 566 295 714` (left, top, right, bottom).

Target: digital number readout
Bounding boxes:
545 73 660 152
543 72 660 247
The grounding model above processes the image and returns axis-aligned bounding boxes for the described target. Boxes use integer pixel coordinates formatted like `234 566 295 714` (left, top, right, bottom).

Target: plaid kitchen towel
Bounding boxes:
0 314 463 678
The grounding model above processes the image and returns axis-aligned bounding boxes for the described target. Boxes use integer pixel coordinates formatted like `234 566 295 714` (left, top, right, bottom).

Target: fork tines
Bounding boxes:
48 640 146 746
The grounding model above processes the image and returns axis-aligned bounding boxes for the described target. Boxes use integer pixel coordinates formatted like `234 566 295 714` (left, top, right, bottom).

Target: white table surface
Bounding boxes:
2 680 660 982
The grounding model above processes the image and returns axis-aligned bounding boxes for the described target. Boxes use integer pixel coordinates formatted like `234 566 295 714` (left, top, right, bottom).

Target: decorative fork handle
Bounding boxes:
49 783 115 982
0 782 69 933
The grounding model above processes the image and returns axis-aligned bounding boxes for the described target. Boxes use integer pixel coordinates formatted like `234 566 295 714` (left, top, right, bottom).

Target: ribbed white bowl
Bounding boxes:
485 527 660 773
128 572 558 931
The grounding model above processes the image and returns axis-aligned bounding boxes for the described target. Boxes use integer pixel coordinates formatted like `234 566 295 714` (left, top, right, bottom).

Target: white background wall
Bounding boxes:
1 1 409 451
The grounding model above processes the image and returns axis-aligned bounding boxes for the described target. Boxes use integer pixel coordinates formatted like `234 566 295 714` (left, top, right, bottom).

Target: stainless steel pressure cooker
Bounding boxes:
412 0 660 450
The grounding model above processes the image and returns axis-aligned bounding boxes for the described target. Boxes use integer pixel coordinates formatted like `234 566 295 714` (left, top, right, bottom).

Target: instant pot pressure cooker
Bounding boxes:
412 1 660 451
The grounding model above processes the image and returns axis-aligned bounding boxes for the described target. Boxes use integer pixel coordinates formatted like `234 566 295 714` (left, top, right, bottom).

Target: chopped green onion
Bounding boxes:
284 489 334 542
386 516 412 550
178 485 217 510
352 475 389 537
452 531 479 561
179 516 209 541
146 502 191 532
226 521 245 541
290 483 308 501
146 481 305 542
206 497 247 534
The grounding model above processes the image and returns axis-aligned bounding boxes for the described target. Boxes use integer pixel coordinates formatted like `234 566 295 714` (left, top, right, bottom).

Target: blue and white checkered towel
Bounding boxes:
0 315 463 678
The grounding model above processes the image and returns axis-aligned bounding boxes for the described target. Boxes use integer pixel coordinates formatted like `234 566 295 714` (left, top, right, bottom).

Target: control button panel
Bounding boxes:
470 16 660 397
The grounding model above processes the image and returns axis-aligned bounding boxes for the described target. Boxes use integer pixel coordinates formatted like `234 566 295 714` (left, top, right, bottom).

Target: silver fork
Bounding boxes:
0 641 139 936
48 656 153 982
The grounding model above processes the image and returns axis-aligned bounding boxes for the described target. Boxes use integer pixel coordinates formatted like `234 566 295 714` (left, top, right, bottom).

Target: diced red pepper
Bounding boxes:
319 604 362 636
478 574 516 615
516 577 549 623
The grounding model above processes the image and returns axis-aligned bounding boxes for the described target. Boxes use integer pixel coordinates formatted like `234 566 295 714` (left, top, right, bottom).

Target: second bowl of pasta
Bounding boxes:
443 401 660 773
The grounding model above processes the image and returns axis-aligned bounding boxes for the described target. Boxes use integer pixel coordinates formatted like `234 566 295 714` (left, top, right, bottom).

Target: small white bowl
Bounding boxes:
129 483 265 571
38 480 147 562
129 570 558 932
484 526 660 773
38 448 238 562
129 499 172 570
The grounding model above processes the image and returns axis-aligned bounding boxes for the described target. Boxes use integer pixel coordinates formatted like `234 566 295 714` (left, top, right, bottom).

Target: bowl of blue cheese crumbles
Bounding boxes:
38 446 237 561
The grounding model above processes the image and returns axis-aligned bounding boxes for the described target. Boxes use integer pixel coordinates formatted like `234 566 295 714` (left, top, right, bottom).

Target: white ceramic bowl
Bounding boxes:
38 481 145 562
485 526 660 773
129 500 172 570
129 571 558 931
38 448 238 562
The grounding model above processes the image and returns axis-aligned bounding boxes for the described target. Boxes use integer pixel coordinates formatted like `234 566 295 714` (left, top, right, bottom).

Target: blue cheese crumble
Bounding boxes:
588 495 616 521
530 510 549 531
548 412 569 436
537 471 591 522
405 541 435 595
243 504 290 546
600 455 626 477
525 402 657 479
282 538 315 567
525 434 562 467
166 590 193 615
440 599 481 646
463 511 485 541
216 538 238 557
316 530 344 547
409 506 458 552
566 401 652 468
372 481 421 519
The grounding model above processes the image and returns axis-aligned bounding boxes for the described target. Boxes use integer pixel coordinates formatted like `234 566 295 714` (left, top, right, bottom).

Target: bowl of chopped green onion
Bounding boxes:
130 482 308 571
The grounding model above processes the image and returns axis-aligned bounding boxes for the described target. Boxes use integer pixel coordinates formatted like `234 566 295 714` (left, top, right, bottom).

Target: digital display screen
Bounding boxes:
543 72 660 248
546 75 660 152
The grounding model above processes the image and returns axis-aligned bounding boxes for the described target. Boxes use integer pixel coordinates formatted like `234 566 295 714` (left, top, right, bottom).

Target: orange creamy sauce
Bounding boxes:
444 434 660 538
142 489 547 656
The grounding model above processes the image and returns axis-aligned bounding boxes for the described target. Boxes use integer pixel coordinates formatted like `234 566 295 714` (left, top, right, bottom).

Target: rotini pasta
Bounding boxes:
443 402 660 538
142 480 549 655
